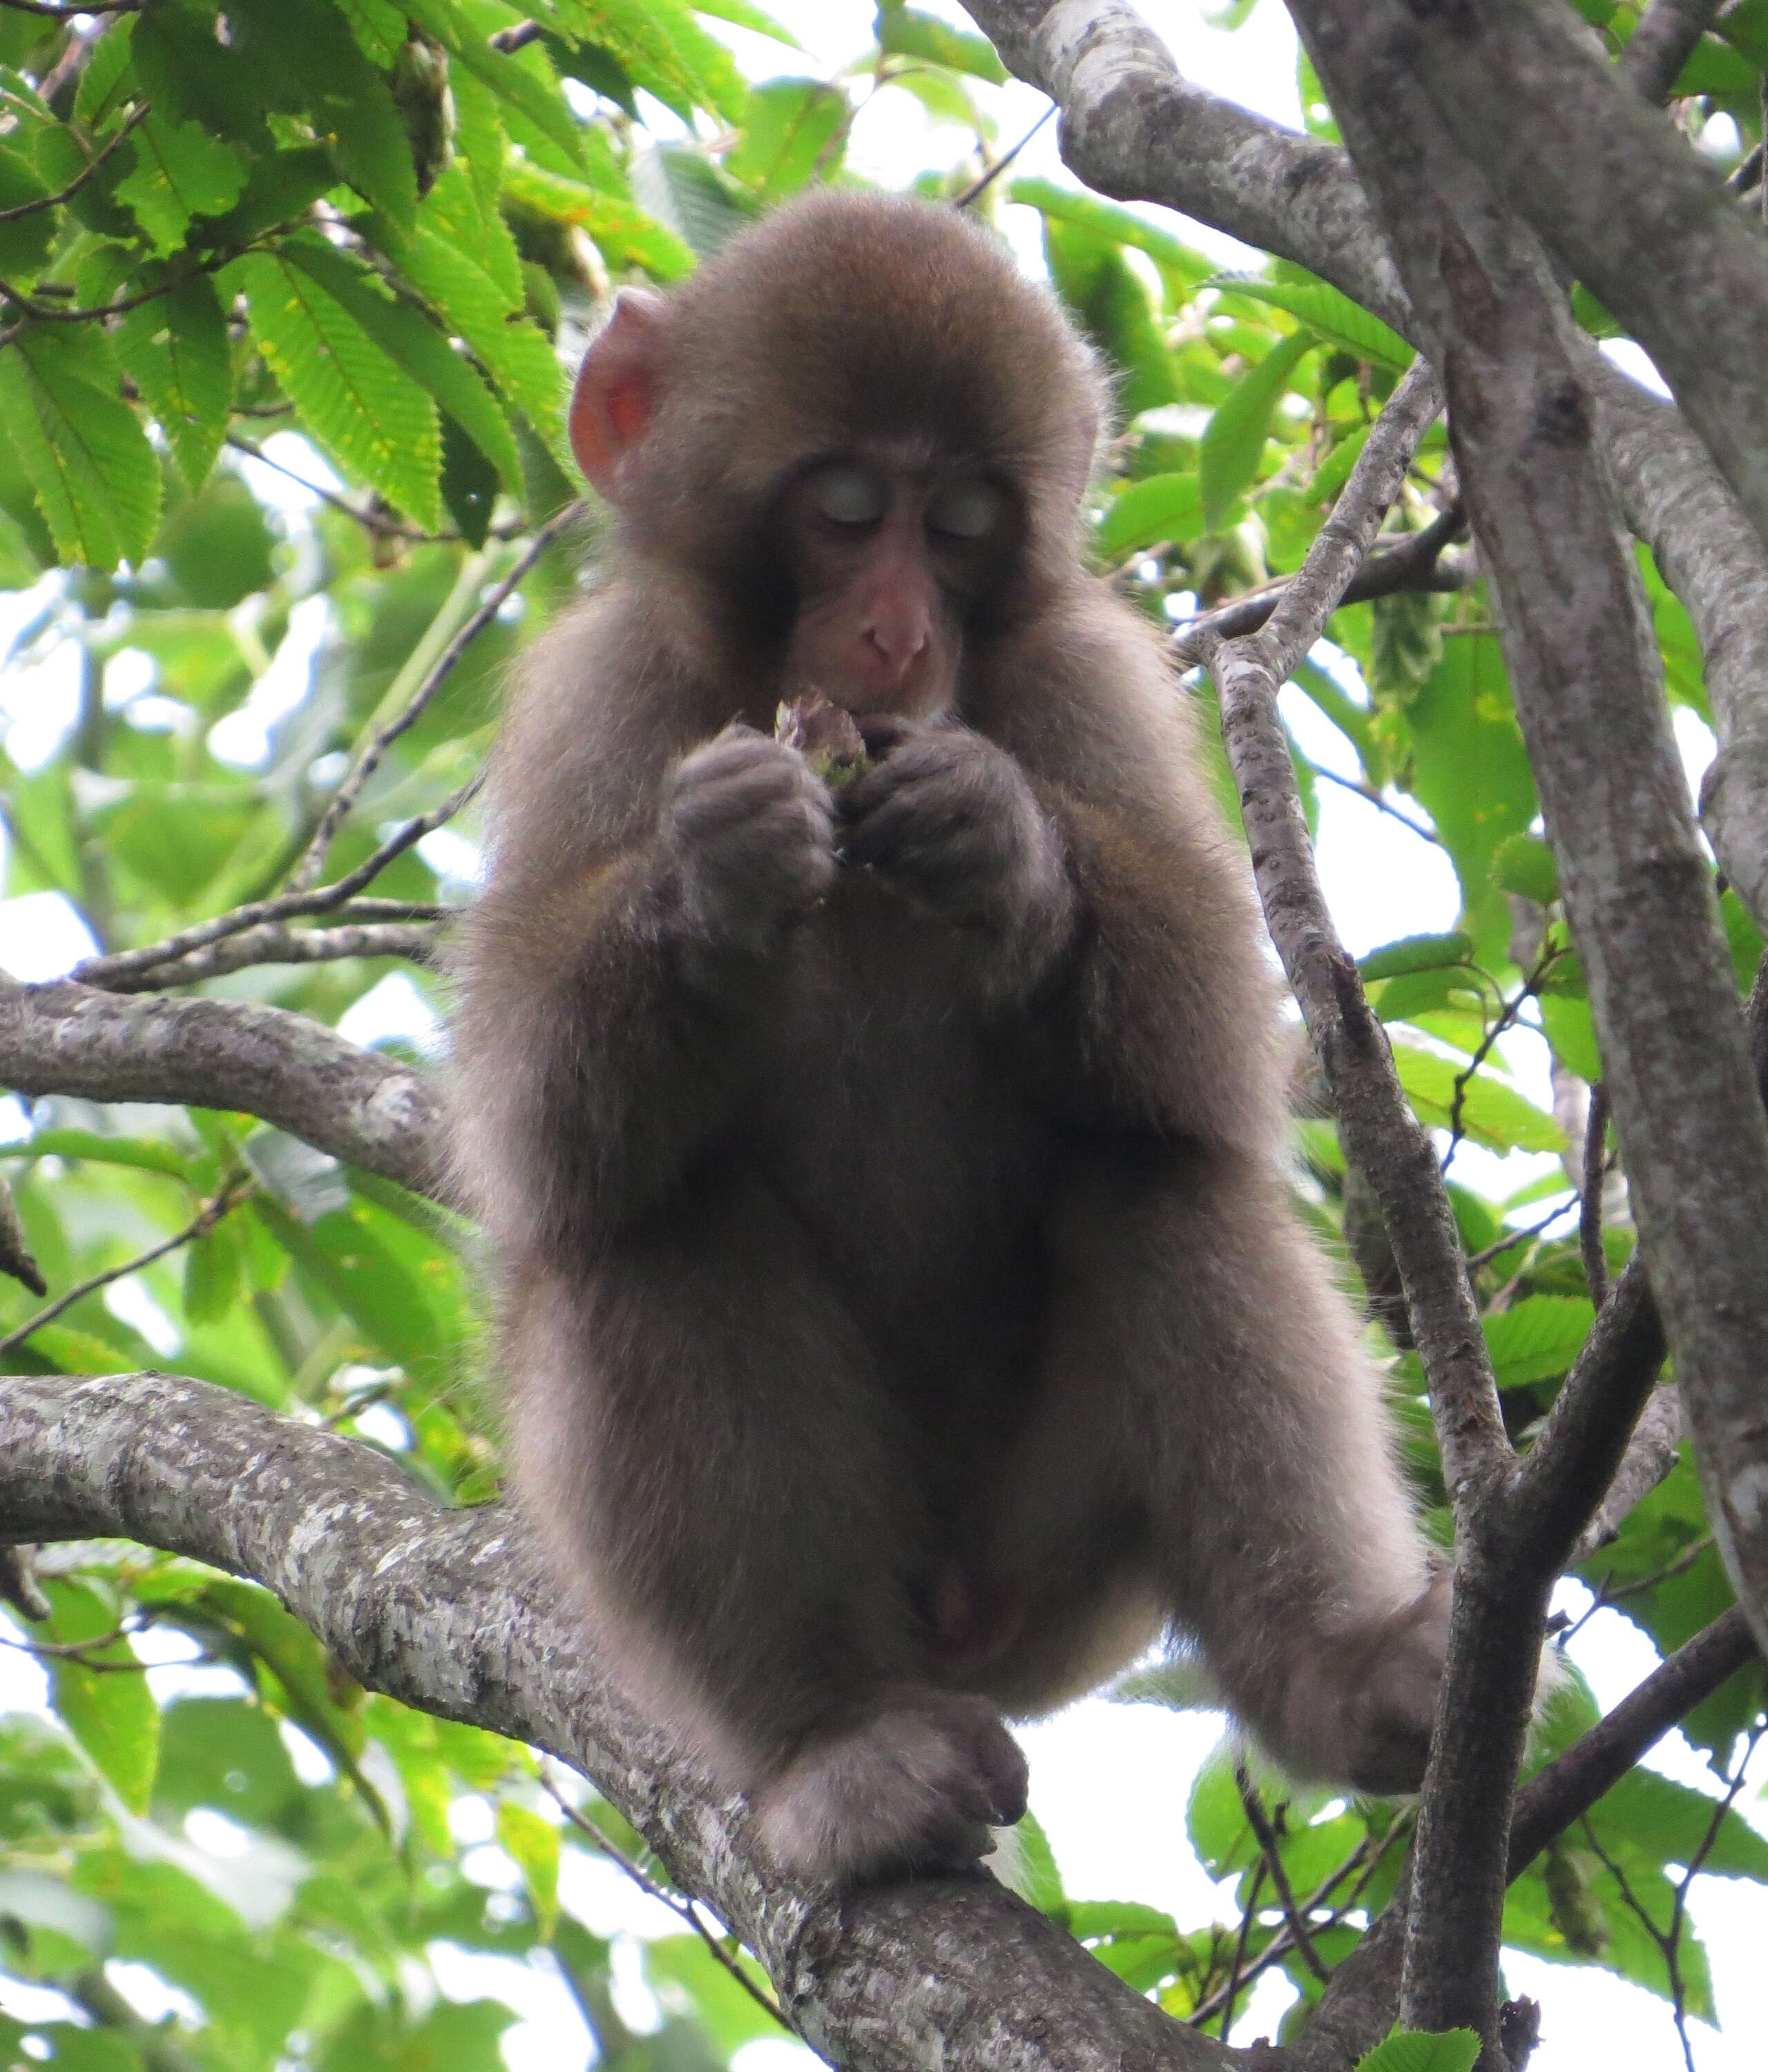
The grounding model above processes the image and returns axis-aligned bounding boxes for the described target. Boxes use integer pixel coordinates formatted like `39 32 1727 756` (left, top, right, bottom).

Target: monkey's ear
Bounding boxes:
569 287 669 496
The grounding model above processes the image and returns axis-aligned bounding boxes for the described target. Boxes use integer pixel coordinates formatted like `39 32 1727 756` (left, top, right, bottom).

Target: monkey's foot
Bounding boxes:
1270 1575 1452 1796
753 1690 1029 1883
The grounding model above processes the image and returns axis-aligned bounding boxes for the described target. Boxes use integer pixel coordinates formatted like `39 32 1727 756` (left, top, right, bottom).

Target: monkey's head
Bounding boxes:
568 192 1108 718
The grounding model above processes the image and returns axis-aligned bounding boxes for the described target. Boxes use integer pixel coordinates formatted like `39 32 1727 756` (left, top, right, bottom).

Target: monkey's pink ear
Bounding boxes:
569 287 668 495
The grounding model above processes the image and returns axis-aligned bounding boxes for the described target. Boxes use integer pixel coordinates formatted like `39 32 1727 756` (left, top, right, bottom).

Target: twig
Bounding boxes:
288 503 584 892
1213 1857 1265 2039
0 1623 148 1670
537 1763 794 2035
490 19 544 54
1570 1387 1685 1562
1619 0 1724 104
1309 763 1443 846
1579 1080 1611 1307
0 102 147 223
73 785 479 990
0 0 142 15
1170 503 1469 663
953 103 1057 208
0 1178 250 1357
1441 944 1561 1172
1727 140 1762 197
109 920 441 992
226 435 434 541
1508 1606 1758 1872
1462 1196 1577 1272
1234 1765 1330 1985
1664 1721 1765 2070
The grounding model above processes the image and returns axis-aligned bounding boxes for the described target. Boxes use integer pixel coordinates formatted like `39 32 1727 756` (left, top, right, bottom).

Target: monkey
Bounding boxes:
448 191 1451 1885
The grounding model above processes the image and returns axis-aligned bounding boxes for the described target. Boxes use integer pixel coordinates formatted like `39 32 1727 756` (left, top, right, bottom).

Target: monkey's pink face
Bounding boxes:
778 459 1015 719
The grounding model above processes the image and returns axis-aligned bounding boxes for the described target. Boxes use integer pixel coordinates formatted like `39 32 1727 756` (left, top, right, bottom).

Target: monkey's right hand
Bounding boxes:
660 725 838 958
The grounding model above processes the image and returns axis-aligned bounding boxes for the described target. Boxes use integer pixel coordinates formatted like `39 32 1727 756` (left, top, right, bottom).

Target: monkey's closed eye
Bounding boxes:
809 463 887 526
925 479 1003 540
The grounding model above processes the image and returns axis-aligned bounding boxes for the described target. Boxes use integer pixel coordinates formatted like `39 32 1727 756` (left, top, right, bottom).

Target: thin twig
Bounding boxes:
537 1763 794 2035
110 920 442 992
1463 1196 1577 1272
73 784 479 990
1569 1387 1686 1563
226 435 434 541
953 103 1057 208
1234 1765 1331 1984
0 101 147 223
1441 944 1561 1171
1214 1858 1265 2040
289 503 584 892
0 1178 250 1357
1579 1080 1612 1307
0 1624 148 1670
1309 762 1443 846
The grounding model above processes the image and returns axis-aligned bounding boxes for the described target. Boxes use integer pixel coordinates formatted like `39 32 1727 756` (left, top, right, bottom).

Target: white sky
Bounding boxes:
0 4 1762 2067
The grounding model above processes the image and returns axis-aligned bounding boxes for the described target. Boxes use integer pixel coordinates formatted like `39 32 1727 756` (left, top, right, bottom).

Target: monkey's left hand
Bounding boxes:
838 723 1077 969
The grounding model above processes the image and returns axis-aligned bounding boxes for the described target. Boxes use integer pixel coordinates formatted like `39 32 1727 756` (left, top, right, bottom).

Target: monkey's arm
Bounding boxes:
452 727 836 1247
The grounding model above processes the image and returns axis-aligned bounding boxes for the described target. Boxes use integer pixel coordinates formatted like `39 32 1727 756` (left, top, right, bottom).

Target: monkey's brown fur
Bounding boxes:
450 193 1448 1883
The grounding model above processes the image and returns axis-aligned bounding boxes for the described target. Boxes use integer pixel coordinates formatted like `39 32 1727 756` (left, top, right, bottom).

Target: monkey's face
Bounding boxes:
775 457 1020 718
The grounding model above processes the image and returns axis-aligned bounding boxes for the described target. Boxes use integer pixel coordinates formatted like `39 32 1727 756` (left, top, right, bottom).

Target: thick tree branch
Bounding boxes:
1393 0 1768 562
959 1 1768 922
0 1369 1243 2072
0 976 445 1198
1620 0 1724 102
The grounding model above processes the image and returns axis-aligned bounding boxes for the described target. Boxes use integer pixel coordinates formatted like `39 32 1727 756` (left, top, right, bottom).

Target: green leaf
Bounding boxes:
0 1127 195 1178
876 0 1009 82
42 1580 160 1815
497 1799 560 1937
1589 1765 1768 1881
564 0 749 123
227 247 443 529
727 77 848 200
280 236 523 494
1094 472 1204 559
0 325 162 569
1358 932 1474 983
1010 1808 1067 1919
114 114 247 255
633 140 753 258
1355 2029 1481 2072
1200 332 1314 530
1490 832 1559 908
231 0 419 227
407 0 586 170
1211 270 1414 370
1483 1295 1593 1391
1391 1042 1564 1153
0 141 57 280
115 271 231 490
184 1219 244 1327
1009 176 1214 298
695 0 803 46
334 0 408 65
1046 221 1177 419
499 153 695 279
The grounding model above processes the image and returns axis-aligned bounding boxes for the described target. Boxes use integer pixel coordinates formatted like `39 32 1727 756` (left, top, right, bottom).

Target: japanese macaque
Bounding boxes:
450 193 1450 1883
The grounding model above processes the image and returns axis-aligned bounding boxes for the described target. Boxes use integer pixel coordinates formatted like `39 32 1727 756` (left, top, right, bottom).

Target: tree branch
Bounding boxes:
0 1368 1246 2072
0 976 445 1198
1619 0 1724 102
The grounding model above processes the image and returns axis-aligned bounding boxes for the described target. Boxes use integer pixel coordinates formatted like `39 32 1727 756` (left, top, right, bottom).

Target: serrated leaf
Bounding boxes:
1491 832 1559 907
1354 2030 1481 2072
407 0 587 171
73 19 137 128
115 113 247 255
1392 1041 1565 1153
633 141 752 258
563 0 749 122
390 223 566 441
876 1 1009 81
0 141 57 280
500 154 695 279
726 77 847 201
1200 332 1314 529
115 272 231 489
43 1580 160 1816
695 0 803 47
229 247 442 530
1210 270 1414 370
280 236 523 493
0 326 162 568
334 0 407 64
1094 472 1204 559
1358 932 1474 982
1483 1295 1593 1391
1010 176 1213 298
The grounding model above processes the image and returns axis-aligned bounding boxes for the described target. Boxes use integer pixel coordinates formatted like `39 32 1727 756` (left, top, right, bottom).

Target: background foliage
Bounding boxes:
0 2 1765 2067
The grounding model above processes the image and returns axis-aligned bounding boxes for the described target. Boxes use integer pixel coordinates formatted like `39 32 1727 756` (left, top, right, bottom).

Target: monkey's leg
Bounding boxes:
506 1186 1027 1883
976 1144 1446 1794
